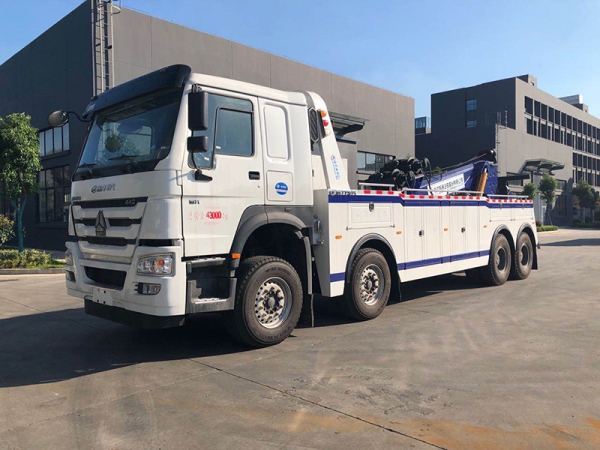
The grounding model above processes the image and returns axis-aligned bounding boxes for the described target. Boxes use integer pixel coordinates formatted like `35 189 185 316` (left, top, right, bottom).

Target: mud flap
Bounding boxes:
298 293 314 327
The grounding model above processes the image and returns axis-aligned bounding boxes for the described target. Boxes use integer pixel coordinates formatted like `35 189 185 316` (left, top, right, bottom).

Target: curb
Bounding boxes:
0 268 64 275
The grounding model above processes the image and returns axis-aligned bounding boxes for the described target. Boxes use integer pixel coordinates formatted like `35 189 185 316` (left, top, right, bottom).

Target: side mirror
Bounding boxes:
187 135 209 153
48 110 69 127
188 89 208 131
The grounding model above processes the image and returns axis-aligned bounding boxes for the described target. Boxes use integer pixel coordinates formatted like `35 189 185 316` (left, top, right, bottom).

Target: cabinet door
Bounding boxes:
450 206 466 257
405 206 423 264
465 206 480 254
424 206 442 262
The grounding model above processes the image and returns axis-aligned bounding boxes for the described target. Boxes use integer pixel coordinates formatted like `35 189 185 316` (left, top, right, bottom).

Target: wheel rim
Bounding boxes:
360 264 384 305
520 244 530 267
496 247 508 272
254 277 292 329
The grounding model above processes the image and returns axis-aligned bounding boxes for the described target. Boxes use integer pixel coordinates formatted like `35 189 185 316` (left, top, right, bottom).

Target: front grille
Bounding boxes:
84 266 127 290
75 218 141 227
72 197 147 209
80 236 135 246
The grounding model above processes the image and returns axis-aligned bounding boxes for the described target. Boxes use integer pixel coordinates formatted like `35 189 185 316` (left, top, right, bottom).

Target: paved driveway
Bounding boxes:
1 229 599 449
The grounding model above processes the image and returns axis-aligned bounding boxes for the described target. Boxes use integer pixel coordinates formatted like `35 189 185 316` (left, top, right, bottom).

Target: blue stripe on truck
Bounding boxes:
328 194 533 208
329 250 490 283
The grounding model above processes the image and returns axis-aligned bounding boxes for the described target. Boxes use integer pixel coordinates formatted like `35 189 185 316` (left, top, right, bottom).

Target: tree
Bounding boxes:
0 215 14 246
572 180 599 223
538 174 557 225
522 182 537 200
0 113 41 252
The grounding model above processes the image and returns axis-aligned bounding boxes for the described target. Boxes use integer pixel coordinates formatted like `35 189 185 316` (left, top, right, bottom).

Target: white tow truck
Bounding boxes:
50 65 538 347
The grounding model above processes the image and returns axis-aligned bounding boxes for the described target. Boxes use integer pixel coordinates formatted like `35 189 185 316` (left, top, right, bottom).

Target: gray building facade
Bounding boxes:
0 1 414 251
416 74 600 225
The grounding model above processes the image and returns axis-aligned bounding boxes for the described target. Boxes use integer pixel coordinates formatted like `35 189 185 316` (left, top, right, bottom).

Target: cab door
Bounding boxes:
182 91 264 257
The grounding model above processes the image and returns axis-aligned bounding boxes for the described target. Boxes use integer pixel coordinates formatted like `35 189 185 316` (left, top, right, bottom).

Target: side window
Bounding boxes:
191 94 253 168
264 105 289 160
215 109 253 157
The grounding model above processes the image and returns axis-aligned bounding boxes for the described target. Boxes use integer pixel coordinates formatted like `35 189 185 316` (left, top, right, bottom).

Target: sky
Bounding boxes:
1 0 599 118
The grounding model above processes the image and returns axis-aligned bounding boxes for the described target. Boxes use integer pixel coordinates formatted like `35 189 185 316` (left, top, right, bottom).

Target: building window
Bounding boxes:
38 166 71 223
357 151 394 173
39 123 70 157
466 120 477 128
526 118 533 135
524 97 533 114
507 172 524 187
466 99 477 111
555 195 567 217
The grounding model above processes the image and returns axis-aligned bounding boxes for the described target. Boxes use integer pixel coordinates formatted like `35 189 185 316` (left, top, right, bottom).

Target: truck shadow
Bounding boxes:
311 273 480 328
0 274 477 389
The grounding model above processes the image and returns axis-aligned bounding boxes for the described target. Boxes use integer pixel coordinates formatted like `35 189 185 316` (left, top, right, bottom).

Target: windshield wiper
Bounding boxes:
76 162 97 179
108 154 144 173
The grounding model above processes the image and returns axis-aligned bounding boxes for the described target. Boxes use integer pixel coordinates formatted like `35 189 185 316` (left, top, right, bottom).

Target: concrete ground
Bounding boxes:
0 228 599 449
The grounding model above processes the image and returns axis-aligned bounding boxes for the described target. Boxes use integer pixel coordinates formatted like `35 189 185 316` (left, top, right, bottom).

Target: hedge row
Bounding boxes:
0 249 61 269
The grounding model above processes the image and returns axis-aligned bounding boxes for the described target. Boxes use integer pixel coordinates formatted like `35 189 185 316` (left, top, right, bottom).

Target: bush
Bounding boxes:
0 215 14 246
0 249 58 269
570 222 600 229
537 226 558 232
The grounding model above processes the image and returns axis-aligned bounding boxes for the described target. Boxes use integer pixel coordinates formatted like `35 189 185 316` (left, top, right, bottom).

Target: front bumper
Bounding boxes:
65 241 187 318
84 299 185 329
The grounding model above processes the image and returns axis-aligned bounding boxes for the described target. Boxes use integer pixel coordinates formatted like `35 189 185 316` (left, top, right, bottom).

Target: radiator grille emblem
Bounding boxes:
95 210 107 237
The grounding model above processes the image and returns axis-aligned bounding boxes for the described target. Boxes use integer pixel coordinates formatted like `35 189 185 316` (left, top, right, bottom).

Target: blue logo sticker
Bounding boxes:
330 155 341 180
275 182 288 195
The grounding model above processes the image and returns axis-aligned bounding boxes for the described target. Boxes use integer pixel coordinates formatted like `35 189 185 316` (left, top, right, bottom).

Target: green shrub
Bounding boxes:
537 226 558 232
0 249 59 269
0 215 14 246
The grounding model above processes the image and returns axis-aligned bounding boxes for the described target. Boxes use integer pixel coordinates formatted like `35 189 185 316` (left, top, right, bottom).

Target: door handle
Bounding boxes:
249 171 260 180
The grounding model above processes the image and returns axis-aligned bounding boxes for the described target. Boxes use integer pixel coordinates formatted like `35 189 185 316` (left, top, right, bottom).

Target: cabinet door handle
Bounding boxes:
249 171 260 180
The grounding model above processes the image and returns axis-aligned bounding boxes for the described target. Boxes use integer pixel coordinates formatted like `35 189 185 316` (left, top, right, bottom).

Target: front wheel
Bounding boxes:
223 256 303 347
481 233 512 286
339 248 391 321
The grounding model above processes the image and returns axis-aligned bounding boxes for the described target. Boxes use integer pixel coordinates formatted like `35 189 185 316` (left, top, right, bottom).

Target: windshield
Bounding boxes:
74 89 182 180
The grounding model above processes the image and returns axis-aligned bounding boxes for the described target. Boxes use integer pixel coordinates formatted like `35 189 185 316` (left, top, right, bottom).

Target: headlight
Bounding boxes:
65 250 73 266
137 254 173 275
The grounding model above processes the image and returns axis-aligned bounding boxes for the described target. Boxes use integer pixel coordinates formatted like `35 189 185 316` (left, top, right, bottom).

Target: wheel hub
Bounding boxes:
360 265 384 306
254 278 292 329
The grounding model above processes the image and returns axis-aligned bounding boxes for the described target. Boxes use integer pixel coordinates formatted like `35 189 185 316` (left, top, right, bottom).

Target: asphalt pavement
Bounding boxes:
0 228 599 449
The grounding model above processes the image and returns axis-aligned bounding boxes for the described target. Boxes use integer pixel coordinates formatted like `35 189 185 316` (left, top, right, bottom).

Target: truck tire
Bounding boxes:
510 232 533 280
340 248 391 321
223 256 303 348
481 233 512 286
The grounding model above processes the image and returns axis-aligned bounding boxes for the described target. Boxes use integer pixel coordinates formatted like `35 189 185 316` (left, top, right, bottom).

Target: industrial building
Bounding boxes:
416 74 600 225
0 1 415 251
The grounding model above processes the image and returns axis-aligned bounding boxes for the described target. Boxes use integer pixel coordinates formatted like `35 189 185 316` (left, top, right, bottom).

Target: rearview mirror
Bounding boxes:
187 135 209 153
188 88 208 131
48 110 69 128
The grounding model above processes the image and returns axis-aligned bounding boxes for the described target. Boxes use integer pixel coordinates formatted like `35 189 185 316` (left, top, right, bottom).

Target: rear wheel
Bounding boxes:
223 256 303 347
339 248 391 321
481 233 512 286
510 233 533 280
